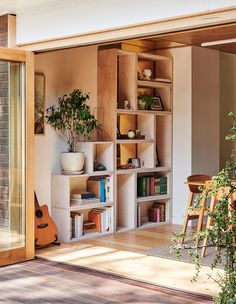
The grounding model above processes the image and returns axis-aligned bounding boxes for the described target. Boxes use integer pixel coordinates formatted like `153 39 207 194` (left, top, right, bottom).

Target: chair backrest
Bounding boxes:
187 174 211 193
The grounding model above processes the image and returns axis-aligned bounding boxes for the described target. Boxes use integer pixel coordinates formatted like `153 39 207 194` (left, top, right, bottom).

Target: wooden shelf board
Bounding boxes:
53 170 113 178
137 80 172 89
116 227 133 233
116 109 171 116
136 194 171 203
70 231 112 242
138 52 171 62
116 167 171 174
137 221 169 229
70 202 113 211
116 139 154 144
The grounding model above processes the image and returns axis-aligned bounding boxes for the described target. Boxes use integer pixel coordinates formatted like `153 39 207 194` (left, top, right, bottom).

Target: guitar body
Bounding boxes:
35 203 58 247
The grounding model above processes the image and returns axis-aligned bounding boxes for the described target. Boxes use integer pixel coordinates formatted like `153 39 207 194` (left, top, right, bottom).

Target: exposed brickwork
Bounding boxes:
0 15 8 227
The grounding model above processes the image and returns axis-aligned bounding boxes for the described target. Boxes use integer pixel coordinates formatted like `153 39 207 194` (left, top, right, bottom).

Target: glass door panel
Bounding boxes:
0 60 25 252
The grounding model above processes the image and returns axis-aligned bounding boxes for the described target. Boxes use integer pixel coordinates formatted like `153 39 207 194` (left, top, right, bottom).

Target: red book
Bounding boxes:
148 207 160 222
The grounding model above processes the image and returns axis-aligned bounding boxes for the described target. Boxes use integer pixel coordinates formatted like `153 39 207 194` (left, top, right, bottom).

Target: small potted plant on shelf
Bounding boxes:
138 93 153 110
46 89 99 173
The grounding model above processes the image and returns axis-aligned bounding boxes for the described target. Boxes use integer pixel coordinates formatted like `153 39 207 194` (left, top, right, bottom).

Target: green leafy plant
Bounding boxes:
46 89 99 152
172 112 236 304
138 93 153 110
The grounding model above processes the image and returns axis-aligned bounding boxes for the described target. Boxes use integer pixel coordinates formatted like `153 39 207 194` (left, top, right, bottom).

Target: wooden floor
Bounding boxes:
0 258 213 303
36 224 222 297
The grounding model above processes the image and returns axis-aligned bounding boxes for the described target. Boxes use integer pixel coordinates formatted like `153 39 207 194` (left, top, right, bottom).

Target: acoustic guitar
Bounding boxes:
35 192 58 247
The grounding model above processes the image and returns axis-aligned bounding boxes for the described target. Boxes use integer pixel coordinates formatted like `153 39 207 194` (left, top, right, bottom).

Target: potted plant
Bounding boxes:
46 89 99 172
138 93 153 110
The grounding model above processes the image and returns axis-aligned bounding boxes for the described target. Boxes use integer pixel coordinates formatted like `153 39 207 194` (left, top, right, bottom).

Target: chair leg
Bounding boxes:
201 196 216 257
181 192 194 245
195 192 207 246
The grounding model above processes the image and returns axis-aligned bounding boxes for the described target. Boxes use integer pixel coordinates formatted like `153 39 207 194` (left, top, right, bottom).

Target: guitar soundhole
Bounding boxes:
36 209 43 218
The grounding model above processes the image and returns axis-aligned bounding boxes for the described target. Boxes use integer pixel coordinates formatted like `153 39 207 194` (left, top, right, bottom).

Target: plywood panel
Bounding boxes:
98 49 117 140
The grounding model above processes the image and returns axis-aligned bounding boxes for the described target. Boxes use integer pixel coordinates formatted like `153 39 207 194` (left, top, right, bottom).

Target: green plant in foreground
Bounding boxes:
172 112 236 304
46 89 99 152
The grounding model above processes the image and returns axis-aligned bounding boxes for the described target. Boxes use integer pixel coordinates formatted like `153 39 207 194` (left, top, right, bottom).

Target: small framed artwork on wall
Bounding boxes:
34 73 45 135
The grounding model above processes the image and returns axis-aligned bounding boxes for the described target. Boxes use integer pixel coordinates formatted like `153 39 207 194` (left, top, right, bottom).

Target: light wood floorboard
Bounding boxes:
36 224 222 297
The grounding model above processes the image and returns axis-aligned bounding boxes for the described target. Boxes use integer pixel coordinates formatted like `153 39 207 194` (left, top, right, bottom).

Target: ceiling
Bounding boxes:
141 23 236 54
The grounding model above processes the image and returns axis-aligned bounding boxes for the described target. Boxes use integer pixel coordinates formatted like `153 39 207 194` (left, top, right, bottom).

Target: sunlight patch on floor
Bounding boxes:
37 242 222 296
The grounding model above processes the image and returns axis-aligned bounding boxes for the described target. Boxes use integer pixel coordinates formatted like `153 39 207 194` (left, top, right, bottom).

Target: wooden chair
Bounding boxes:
201 186 236 257
181 174 211 245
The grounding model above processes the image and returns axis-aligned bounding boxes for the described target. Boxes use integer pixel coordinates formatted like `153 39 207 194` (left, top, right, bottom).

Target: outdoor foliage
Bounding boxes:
172 112 236 304
46 89 99 152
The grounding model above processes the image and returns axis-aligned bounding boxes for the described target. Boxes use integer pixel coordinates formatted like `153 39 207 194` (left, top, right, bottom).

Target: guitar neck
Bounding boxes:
34 192 40 210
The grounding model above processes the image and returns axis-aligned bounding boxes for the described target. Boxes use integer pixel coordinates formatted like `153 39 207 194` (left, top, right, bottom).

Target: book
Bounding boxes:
70 198 100 206
83 220 97 233
137 205 141 227
148 207 160 222
87 178 106 202
153 202 166 222
72 192 96 199
70 212 83 238
88 210 102 232
105 176 112 202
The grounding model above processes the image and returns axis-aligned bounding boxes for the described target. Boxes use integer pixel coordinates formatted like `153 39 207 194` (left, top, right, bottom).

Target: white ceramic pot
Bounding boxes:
60 152 84 172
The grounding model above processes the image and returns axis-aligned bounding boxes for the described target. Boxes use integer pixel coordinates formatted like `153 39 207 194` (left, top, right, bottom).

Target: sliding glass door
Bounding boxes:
0 48 34 266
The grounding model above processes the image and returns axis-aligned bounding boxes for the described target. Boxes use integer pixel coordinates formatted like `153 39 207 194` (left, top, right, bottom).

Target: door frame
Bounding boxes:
0 48 34 266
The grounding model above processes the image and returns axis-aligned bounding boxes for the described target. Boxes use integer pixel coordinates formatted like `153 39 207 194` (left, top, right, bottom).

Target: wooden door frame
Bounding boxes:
17 6 236 52
0 48 34 266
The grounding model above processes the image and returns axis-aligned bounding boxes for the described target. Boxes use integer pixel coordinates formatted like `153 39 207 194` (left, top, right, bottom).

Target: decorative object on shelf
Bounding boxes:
34 73 45 135
151 96 163 111
124 100 130 110
46 89 99 172
128 158 141 168
138 93 153 110
128 130 135 139
142 69 152 80
94 162 106 171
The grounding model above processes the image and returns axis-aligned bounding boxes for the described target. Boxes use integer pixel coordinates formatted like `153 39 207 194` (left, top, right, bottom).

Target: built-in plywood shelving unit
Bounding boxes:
52 48 173 242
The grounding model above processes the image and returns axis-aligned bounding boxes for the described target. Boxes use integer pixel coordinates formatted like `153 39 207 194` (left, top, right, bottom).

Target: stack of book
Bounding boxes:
70 192 99 206
148 202 166 222
88 207 112 233
137 176 167 197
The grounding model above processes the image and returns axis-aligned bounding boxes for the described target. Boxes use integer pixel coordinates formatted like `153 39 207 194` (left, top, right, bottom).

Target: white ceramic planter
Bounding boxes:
60 152 84 172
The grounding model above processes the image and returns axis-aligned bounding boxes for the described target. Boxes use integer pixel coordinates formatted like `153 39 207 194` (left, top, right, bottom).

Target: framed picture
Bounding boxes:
151 96 163 111
34 73 45 135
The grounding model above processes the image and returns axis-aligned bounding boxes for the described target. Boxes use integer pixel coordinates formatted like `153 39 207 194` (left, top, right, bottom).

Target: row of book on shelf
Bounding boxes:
137 202 166 227
137 176 167 197
70 176 112 206
70 206 112 239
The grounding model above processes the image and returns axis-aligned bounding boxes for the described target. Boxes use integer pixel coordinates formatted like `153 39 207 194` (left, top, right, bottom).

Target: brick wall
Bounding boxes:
0 15 9 227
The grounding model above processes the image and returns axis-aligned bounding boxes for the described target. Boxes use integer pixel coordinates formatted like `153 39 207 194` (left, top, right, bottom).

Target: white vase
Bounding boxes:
60 152 84 172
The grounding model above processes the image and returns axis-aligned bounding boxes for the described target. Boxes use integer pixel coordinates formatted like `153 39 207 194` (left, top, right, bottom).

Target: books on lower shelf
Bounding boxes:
137 176 167 197
148 202 166 222
70 206 112 238
70 211 83 239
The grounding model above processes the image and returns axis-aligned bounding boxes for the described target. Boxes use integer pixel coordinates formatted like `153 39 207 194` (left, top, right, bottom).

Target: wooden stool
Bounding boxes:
181 174 211 245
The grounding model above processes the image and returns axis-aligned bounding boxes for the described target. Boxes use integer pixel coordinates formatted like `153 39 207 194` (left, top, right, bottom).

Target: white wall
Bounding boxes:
161 46 220 224
15 0 236 44
220 52 236 169
35 45 98 209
